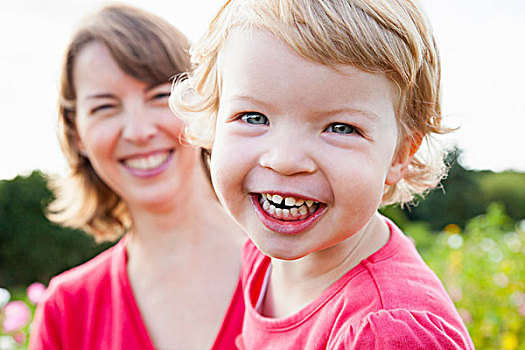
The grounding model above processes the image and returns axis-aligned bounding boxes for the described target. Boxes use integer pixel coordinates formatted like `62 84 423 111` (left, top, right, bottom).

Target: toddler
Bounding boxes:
172 0 474 348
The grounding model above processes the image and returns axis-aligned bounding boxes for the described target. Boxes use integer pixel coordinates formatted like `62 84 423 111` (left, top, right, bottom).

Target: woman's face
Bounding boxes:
73 41 199 213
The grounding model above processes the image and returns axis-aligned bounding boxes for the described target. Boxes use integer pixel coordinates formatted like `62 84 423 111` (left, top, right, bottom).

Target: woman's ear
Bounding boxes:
75 135 88 158
385 133 422 185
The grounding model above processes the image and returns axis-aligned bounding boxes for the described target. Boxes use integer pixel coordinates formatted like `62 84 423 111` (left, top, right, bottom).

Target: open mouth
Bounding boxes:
259 193 319 221
251 193 326 235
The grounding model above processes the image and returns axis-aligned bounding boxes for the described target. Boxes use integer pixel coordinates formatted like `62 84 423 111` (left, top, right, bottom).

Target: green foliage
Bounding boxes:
403 150 488 230
405 204 525 350
400 149 525 231
476 171 525 222
378 205 409 228
0 171 114 289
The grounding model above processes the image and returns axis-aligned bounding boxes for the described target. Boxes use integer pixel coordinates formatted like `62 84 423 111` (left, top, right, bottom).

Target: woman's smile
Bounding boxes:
120 149 174 178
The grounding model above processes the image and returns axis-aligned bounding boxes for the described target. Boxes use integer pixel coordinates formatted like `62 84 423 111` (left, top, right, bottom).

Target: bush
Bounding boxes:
0 171 114 289
476 171 525 222
402 149 489 230
405 204 525 350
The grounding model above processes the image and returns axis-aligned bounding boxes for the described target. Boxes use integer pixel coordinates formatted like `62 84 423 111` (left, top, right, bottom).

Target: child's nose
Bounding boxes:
259 135 317 176
121 107 157 145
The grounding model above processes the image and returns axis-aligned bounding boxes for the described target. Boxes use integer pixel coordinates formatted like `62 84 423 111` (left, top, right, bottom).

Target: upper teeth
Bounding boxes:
272 194 283 204
262 193 317 208
124 152 169 170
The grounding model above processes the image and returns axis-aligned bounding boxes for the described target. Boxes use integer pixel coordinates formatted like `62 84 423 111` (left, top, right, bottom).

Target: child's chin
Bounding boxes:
251 237 310 261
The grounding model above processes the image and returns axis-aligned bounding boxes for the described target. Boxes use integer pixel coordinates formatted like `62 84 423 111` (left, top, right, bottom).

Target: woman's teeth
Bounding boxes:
123 152 169 170
259 193 318 220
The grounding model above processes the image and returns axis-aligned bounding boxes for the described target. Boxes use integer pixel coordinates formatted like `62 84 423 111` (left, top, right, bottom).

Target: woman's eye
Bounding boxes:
150 91 171 107
324 123 357 135
90 104 115 114
240 113 268 125
153 92 170 100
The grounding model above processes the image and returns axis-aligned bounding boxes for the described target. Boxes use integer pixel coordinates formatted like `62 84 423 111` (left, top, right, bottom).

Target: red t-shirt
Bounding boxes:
29 237 244 349
236 217 474 349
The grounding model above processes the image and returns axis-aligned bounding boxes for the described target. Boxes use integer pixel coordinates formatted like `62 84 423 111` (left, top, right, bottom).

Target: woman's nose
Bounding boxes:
121 107 157 145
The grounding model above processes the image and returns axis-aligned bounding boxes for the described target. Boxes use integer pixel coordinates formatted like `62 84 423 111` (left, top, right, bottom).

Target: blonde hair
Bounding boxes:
171 0 451 205
48 4 191 241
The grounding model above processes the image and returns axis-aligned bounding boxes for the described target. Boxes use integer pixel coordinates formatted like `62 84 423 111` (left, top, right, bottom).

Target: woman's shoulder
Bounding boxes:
45 238 125 298
29 237 146 349
332 309 474 349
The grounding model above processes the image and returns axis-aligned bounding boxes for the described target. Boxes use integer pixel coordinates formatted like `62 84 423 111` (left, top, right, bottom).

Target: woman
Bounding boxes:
29 4 245 349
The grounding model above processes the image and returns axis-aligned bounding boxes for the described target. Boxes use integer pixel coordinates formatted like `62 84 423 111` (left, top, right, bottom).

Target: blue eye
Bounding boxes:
241 113 268 125
325 123 357 135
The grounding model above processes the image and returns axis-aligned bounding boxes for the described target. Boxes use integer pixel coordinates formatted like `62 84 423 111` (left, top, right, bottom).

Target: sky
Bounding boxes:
0 0 524 181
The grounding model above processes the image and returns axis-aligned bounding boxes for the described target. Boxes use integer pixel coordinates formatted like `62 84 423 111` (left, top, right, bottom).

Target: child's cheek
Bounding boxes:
210 125 246 216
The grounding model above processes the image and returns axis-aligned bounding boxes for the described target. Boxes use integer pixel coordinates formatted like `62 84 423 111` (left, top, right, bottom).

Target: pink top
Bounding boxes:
29 237 244 350
236 218 474 349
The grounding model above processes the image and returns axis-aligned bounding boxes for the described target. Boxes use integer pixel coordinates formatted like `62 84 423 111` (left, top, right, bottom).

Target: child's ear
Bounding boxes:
385 134 422 185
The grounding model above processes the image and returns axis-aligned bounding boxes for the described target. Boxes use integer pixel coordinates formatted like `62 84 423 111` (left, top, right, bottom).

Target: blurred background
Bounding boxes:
0 0 524 349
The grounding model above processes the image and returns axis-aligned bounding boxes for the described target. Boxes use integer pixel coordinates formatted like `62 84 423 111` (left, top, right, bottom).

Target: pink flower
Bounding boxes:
519 303 525 317
1 301 31 333
448 285 463 302
26 282 46 305
458 308 472 324
13 331 26 345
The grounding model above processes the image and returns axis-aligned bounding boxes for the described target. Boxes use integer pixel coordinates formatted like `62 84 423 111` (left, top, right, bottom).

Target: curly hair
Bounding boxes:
171 0 452 206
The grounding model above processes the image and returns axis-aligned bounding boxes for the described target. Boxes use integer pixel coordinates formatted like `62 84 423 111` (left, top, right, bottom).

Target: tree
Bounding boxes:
0 171 113 288
402 150 489 230
476 170 525 222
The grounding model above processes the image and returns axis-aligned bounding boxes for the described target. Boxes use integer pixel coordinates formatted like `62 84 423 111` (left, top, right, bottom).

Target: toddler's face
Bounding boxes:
211 30 408 260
